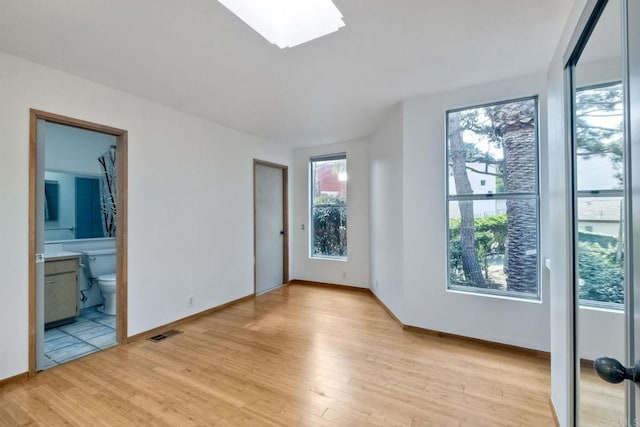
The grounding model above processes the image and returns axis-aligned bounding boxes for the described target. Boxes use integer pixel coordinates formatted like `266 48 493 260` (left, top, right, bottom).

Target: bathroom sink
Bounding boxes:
44 251 81 260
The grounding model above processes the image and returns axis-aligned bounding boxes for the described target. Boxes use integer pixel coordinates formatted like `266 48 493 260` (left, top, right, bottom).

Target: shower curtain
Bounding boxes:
98 146 117 237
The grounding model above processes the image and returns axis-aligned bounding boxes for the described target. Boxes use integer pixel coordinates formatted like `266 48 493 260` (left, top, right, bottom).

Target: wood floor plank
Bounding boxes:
0 284 556 426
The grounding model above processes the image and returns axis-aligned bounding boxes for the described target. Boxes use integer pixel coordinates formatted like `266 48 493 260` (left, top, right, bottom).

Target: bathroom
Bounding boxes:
40 119 119 369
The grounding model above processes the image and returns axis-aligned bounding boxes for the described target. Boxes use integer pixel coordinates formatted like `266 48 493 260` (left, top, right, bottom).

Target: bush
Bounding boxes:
578 241 624 304
312 198 347 257
449 214 507 285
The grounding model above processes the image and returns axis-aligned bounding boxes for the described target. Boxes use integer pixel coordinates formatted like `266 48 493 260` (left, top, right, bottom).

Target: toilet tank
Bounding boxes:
82 248 116 279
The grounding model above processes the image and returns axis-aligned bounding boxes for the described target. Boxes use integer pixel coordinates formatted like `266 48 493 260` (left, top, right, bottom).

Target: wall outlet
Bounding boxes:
342 272 346 279
375 280 379 289
187 295 194 308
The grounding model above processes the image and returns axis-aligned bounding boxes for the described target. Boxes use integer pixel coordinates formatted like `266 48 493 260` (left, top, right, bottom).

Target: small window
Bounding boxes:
310 154 347 259
446 97 539 299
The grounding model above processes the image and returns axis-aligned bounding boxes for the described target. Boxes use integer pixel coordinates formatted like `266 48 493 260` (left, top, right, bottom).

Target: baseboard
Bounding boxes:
367 289 403 326
0 371 29 388
289 280 548 359
288 279 370 293
127 294 255 342
289 280 549 359
289 280 402 325
402 324 551 359
549 397 561 427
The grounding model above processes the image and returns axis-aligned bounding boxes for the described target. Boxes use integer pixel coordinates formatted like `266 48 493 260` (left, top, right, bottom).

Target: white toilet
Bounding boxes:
82 248 117 315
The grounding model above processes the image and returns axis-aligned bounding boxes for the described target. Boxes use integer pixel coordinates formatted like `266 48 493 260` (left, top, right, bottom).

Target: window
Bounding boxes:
446 97 539 298
575 83 624 308
310 154 347 259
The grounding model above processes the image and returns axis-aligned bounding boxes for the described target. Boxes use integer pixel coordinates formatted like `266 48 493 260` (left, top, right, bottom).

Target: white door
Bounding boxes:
254 162 286 294
569 0 640 423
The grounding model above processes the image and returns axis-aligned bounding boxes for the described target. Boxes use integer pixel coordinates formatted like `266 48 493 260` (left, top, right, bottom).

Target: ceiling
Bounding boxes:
0 0 574 147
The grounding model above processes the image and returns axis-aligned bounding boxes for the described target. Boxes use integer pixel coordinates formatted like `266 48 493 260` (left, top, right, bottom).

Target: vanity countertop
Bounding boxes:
44 251 82 261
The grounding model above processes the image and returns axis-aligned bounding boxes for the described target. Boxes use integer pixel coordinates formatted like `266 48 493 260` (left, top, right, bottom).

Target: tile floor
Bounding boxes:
43 306 116 369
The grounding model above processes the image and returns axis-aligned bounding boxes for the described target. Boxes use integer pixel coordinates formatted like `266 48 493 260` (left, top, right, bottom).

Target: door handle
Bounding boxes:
594 357 640 384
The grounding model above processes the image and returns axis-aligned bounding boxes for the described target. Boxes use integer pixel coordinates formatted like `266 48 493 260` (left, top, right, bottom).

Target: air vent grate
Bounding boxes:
148 329 183 342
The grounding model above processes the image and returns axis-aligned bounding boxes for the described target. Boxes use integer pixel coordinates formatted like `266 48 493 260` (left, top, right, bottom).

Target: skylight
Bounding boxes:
218 0 345 49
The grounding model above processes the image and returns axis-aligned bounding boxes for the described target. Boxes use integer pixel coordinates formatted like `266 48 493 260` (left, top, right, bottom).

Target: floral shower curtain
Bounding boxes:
98 146 117 237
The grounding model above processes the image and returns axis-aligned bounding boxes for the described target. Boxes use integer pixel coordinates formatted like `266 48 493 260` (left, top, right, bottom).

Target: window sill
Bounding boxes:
447 286 541 303
310 256 348 262
578 301 623 312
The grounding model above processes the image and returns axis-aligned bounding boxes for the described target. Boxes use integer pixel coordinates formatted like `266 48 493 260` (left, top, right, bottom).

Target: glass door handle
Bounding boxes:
594 357 640 384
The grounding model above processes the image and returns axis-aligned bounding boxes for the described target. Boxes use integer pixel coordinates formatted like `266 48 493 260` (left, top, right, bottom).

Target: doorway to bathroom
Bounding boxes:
28 110 128 375
253 160 288 294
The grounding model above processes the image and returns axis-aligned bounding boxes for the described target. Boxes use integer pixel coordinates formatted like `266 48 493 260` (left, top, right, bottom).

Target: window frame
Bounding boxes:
445 95 541 300
309 153 348 260
574 81 625 310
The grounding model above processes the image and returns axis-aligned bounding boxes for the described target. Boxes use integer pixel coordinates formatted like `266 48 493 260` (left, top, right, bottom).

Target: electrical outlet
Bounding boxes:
342 272 346 279
187 295 194 308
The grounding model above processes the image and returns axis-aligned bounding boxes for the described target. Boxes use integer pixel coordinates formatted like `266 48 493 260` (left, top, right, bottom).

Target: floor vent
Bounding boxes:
148 329 183 342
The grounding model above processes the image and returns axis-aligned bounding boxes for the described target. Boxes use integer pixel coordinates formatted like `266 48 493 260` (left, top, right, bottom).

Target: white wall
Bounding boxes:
401 73 551 351
0 52 292 381
291 139 370 288
369 105 404 317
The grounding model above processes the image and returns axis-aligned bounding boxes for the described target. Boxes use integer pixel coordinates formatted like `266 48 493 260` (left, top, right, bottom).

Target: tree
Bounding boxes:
487 101 538 294
448 113 485 287
575 84 623 179
449 214 507 286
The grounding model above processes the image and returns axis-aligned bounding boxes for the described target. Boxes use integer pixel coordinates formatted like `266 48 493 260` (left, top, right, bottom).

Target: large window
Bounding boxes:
446 97 539 299
575 83 624 308
310 154 347 259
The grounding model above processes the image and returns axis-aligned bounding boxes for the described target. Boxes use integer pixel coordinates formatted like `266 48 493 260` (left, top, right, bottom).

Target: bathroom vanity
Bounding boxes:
44 254 80 326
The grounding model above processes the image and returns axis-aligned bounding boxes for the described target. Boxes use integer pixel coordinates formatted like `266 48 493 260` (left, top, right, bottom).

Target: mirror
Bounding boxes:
572 0 625 424
44 121 117 242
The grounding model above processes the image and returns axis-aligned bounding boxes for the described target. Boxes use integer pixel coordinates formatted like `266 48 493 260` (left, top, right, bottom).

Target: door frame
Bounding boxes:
253 159 289 294
28 109 128 376
564 0 634 422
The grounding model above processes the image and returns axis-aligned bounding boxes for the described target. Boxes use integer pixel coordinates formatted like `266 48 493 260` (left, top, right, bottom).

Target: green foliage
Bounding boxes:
449 213 624 304
449 214 507 285
312 197 347 257
313 194 344 205
578 241 624 304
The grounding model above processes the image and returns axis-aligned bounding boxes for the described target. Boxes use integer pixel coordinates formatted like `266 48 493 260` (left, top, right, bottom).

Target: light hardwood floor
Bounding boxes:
0 284 556 426
580 365 625 426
